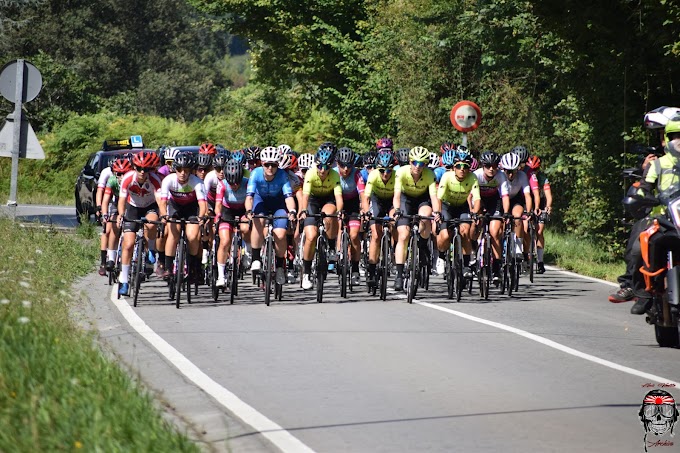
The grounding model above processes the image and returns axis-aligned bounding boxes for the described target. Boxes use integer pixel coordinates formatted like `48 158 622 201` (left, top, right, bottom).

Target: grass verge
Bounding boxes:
544 229 625 283
0 219 199 452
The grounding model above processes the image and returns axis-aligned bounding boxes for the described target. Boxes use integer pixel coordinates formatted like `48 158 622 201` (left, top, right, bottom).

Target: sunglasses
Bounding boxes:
454 163 470 170
135 166 153 172
505 169 516 174
365 165 374 170
411 161 427 168
263 162 278 168
196 167 210 171
115 172 126 177
317 164 331 171
483 164 498 169
214 166 224 172
378 168 392 174
338 162 352 169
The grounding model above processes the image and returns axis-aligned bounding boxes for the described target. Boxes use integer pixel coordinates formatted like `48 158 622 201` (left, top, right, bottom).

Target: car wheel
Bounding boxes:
75 190 84 224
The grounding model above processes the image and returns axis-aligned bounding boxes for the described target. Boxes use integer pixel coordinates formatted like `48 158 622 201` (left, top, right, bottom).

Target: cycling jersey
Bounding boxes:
160 173 207 206
434 166 447 184
203 170 222 204
473 168 509 198
120 171 162 208
335 167 365 200
302 167 342 198
394 165 437 199
246 167 294 199
216 176 248 210
360 168 370 184
437 172 480 207
97 167 113 190
104 174 121 198
364 169 396 200
505 171 531 198
287 170 302 193
157 165 172 179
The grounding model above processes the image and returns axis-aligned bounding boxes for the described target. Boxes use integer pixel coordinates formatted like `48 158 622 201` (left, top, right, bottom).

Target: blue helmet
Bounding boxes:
455 145 472 163
441 149 457 166
230 149 245 164
375 149 394 169
315 148 334 165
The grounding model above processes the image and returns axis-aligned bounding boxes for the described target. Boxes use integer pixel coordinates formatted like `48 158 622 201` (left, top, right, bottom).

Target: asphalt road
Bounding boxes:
0 203 79 228
79 261 680 453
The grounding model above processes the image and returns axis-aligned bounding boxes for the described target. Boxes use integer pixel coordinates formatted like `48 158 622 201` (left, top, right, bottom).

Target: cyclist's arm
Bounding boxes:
393 170 402 210
285 195 296 213
335 192 344 213
244 195 253 213
101 191 111 217
470 179 481 214
502 195 510 214
428 179 440 213
544 184 553 214
198 200 208 218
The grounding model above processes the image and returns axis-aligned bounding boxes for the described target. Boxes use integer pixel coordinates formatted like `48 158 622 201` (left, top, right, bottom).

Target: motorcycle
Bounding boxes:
625 192 680 347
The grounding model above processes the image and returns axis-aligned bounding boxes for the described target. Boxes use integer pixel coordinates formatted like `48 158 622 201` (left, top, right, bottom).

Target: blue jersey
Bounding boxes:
334 167 364 200
434 166 447 184
216 176 248 210
246 167 293 199
360 168 370 184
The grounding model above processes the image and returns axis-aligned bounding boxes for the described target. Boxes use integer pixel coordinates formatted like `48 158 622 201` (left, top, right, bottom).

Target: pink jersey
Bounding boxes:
119 171 162 208
160 173 207 206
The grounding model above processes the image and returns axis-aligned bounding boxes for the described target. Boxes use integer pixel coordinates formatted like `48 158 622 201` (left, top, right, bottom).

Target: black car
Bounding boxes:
75 138 150 223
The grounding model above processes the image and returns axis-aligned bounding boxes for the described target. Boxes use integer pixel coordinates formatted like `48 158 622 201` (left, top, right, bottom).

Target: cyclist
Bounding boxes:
214 159 250 287
526 155 552 274
335 147 365 285
101 158 132 271
280 151 304 282
435 148 481 277
500 152 533 260
434 144 453 185
230 148 249 177
159 152 208 284
361 149 397 286
158 146 177 179
393 147 410 171
298 144 344 290
195 153 215 265
245 146 297 286
199 142 217 156
473 150 510 283
298 153 315 180
245 146 261 172
360 150 377 183
376 137 393 152
512 145 530 170
428 152 440 170
116 151 163 296
392 146 441 291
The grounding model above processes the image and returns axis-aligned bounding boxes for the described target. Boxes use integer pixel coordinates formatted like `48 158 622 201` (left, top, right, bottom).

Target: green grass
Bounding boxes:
0 219 199 452
544 229 625 283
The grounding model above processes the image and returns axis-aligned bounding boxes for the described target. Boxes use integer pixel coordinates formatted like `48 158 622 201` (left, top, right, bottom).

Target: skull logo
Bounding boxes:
638 389 678 451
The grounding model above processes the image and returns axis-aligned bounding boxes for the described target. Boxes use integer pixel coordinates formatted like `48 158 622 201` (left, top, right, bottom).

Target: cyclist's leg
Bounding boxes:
143 205 159 264
119 212 138 292
345 198 362 281
436 203 453 275
217 210 235 285
106 210 120 270
511 202 525 256
164 202 182 277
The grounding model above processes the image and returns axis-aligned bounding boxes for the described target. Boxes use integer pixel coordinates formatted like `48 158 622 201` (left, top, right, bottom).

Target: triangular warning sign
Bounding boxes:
0 114 45 159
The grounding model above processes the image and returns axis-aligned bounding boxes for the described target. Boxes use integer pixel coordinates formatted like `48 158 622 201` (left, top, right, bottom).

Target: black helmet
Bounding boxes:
172 152 195 170
395 148 410 166
197 153 213 168
225 159 244 185
479 150 500 166
336 147 356 167
213 154 228 168
246 146 261 161
511 145 529 163
363 150 377 167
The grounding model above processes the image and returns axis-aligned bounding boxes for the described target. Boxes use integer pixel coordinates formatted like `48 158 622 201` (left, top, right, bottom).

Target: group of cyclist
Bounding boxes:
94 137 552 298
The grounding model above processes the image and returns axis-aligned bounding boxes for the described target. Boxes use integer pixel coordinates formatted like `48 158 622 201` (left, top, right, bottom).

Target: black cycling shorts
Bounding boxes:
397 193 431 227
123 202 159 233
303 195 336 227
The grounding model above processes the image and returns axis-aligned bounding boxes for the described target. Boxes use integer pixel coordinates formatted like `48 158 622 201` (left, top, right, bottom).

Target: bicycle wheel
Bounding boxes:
316 237 327 303
453 233 464 302
175 239 185 309
446 248 454 300
264 237 274 306
211 248 219 302
501 233 511 295
133 238 145 307
339 231 349 298
406 233 418 304
529 221 536 283
479 234 491 300
508 235 516 297
380 231 390 300
230 234 240 305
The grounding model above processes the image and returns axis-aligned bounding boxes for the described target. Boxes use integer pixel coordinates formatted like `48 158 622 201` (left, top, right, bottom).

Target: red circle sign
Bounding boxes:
450 101 482 132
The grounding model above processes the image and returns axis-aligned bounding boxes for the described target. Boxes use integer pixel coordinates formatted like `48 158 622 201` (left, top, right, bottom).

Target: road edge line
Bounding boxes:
110 287 315 453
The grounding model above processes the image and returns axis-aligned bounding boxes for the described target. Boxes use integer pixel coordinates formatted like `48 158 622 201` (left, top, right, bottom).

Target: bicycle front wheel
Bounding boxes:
380 232 390 300
175 240 186 309
133 239 145 307
230 234 240 305
453 233 464 302
264 237 274 306
340 231 349 298
407 233 418 304
529 222 536 283
316 238 327 303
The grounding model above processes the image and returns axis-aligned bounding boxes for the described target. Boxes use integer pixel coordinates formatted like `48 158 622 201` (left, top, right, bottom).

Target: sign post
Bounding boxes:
0 59 43 210
450 100 482 147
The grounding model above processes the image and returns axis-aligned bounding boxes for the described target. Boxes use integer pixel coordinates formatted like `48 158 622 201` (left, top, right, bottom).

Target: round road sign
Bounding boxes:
0 60 42 104
450 101 482 132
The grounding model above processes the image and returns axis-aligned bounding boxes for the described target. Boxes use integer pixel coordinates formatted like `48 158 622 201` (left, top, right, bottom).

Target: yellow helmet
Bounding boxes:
409 146 430 163
665 119 680 144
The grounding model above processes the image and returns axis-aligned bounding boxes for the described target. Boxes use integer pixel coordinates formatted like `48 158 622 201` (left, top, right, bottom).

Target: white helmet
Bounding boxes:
500 152 521 171
279 152 293 169
298 153 314 170
164 147 179 161
644 106 680 130
428 152 440 168
277 144 292 155
261 146 281 164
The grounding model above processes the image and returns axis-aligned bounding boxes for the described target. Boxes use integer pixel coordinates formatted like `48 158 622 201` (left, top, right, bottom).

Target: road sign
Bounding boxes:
0 60 42 103
130 135 144 148
450 101 482 132
0 114 44 159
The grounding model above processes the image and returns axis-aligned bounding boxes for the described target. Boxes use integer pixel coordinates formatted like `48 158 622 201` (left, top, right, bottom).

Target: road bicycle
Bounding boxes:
401 214 435 304
123 217 163 307
305 212 339 303
215 217 249 304
165 216 204 309
251 214 289 306
441 217 474 302
337 213 361 298
500 215 523 296
369 215 395 301
476 213 503 301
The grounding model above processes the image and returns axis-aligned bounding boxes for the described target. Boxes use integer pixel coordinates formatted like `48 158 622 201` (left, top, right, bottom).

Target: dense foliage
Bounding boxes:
2 0 680 251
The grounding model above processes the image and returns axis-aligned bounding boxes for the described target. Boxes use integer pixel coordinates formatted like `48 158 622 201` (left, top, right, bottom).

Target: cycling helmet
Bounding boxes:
132 151 157 168
279 152 294 169
441 149 457 167
479 150 500 166
151 152 161 168
665 119 680 159
428 152 440 168
215 144 228 155
470 157 479 171
315 147 334 165
260 146 280 164
376 137 393 150
246 146 261 161
354 154 363 168
197 153 213 168
112 158 132 174
213 154 228 168
375 149 395 169
172 152 196 170
455 145 472 163
500 152 521 171
395 148 410 166
277 144 292 156
409 146 430 163
527 155 541 170
317 142 337 161
164 147 179 162
363 150 377 167
122 152 134 163
337 147 356 167
645 106 680 130
289 155 299 172
298 153 315 170
440 141 454 154
199 142 217 155
230 149 245 164
511 145 529 163
225 159 244 184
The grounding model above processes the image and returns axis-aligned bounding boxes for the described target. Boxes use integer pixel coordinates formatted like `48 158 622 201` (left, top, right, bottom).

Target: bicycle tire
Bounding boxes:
407 233 418 304
454 232 464 302
230 233 240 304
175 239 185 309
133 237 145 307
529 221 536 283
316 237 326 303
264 236 274 306
446 248 454 300
340 231 349 298
380 231 390 300
501 233 511 295
211 244 219 302
508 234 515 297
480 233 491 300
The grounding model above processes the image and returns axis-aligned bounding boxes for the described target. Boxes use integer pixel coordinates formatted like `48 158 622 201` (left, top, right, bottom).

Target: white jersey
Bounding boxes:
97 167 113 189
119 171 162 208
203 170 222 203
505 170 531 198
160 173 207 206
473 168 509 198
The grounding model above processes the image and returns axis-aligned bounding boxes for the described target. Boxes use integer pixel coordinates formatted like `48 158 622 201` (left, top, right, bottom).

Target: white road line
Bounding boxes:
110 287 315 453
544 264 619 288
415 300 679 387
